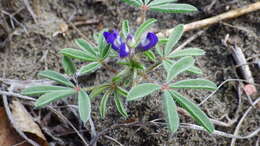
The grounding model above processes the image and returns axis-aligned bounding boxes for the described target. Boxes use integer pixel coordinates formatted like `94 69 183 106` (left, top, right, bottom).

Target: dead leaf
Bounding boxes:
0 107 30 146
10 101 48 146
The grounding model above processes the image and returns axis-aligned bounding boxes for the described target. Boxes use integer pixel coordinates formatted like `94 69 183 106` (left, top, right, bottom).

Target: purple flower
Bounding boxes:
103 31 158 58
137 32 158 51
103 31 130 58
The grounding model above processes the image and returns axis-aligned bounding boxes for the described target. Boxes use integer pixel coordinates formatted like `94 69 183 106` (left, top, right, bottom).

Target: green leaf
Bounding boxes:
60 48 96 62
163 59 202 75
21 85 70 96
75 39 97 57
164 24 184 55
90 84 110 99
99 91 111 118
144 0 150 5
170 79 217 90
150 4 198 13
170 91 214 133
148 0 177 7
116 87 128 97
98 31 107 56
122 20 130 39
38 70 75 87
144 50 156 61
114 92 128 118
127 83 161 101
121 0 143 7
166 56 194 82
168 48 205 58
100 45 110 59
134 18 157 45
62 56 76 75
78 90 91 122
187 66 203 75
163 91 179 132
162 59 173 73
35 89 76 108
79 62 101 75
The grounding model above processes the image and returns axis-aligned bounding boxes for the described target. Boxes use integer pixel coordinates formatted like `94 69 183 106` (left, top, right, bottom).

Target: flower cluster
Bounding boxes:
103 30 158 58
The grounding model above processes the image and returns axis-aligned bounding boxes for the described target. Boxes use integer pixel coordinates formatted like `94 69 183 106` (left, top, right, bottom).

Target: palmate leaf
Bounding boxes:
60 48 96 62
75 39 97 57
148 0 177 7
164 24 184 55
170 91 214 133
150 4 198 13
78 90 91 122
62 56 76 75
163 91 179 132
38 70 75 87
35 89 76 108
99 91 111 118
79 62 101 75
169 79 217 91
166 56 194 83
168 48 205 58
21 85 70 96
134 18 157 45
127 83 161 101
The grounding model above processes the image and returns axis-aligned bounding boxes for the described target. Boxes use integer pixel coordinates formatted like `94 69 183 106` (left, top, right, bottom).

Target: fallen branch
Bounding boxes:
230 98 260 146
158 2 260 36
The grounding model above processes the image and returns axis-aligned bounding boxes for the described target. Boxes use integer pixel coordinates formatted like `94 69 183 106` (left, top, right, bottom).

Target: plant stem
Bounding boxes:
101 62 117 74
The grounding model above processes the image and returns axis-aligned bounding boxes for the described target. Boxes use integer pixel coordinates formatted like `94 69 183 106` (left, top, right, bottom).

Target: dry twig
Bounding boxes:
158 2 260 36
230 98 260 146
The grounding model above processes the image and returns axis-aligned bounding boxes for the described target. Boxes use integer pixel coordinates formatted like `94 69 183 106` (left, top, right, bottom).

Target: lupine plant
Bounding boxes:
22 0 216 133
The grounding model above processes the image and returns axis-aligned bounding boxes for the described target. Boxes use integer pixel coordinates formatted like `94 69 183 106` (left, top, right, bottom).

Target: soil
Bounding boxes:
0 0 259 145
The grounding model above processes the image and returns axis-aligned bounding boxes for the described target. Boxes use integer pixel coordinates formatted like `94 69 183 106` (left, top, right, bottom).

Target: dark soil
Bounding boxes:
0 0 259 145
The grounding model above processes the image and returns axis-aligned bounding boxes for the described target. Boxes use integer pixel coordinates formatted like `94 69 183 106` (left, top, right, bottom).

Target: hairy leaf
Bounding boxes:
78 90 91 122
168 48 205 58
79 62 101 75
122 20 130 39
134 18 157 45
75 39 97 56
35 89 76 108
163 91 179 132
99 91 111 118
150 4 198 13
144 50 156 61
166 56 194 82
169 79 217 90
148 0 177 7
62 56 76 75
60 48 96 62
170 91 214 133
114 93 128 118
38 70 75 87
127 83 161 101
164 24 184 55
22 85 70 96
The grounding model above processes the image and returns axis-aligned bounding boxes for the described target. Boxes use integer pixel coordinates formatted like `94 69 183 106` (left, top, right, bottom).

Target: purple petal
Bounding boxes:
119 43 129 58
103 31 122 51
137 32 158 51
